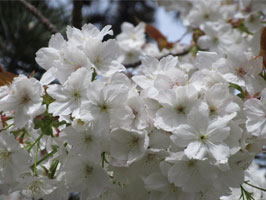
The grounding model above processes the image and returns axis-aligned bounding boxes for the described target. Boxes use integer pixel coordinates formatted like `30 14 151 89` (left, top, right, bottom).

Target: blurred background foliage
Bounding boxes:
0 0 157 79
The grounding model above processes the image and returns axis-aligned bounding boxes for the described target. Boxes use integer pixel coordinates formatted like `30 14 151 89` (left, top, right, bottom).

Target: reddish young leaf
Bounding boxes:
145 23 174 50
29 70 35 78
0 64 17 86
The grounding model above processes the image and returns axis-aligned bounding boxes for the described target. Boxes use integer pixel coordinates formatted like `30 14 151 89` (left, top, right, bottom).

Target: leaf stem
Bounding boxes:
33 140 40 176
244 181 266 192
27 132 45 152
0 123 14 132
30 148 57 170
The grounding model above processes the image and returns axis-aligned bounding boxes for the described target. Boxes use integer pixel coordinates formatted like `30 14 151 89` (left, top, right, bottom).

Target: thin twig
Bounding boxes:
177 29 190 43
18 0 58 34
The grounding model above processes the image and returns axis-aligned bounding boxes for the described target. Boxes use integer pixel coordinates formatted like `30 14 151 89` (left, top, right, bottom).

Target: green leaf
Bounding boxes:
229 82 247 99
34 114 53 136
33 112 68 136
91 67 97 81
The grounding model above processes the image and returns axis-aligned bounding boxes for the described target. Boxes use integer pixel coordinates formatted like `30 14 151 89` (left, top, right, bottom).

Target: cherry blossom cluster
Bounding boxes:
1 0 266 199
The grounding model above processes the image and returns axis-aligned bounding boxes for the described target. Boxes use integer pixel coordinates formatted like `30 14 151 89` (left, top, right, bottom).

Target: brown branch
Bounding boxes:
125 44 191 68
18 0 58 34
72 0 83 29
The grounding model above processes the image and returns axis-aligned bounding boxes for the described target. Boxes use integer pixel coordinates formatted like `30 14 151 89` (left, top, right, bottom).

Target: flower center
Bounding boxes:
145 154 157 164
129 136 139 148
199 134 208 141
130 34 137 41
176 105 185 114
27 181 41 194
77 119 85 125
127 52 134 57
213 37 219 43
0 150 11 161
84 135 92 144
94 56 101 68
204 13 209 19
187 160 197 167
132 108 138 119
236 67 246 77
73 91 81 101
209 105 216 115
100 104 108 113
84 165 94 178
21 95 31 104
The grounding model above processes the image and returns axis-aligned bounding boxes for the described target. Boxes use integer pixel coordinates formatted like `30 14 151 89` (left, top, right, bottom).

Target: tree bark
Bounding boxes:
72 0 83 29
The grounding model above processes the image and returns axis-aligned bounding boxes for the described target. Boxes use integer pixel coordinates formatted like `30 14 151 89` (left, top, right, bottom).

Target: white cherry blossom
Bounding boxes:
47 67 91 118
109 128 149 167
0 131 31 183
154 85 199 131
171 107 230 163
0 75 45 128
80 79 134 133
63 155 110 199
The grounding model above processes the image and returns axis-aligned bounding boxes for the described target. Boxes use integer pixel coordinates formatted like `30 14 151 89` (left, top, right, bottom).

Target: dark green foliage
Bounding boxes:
0 0 156 79
0 0 69 78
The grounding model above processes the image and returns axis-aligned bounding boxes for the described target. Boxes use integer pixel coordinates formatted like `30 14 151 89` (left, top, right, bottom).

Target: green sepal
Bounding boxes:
48 160 59 179
189 45 200 56
237 19 253 35
42 93 55 106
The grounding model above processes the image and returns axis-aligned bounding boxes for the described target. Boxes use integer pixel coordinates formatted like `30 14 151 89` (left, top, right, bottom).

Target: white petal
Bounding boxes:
168 161 208 192
155 107 186 131
195 51 219 70
40 67 56 85
132 75 153 89
198 36 212 50
171 125 197 147
187 106 209 135
207 127 230 143
208 142 230 162
185 141 207 160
